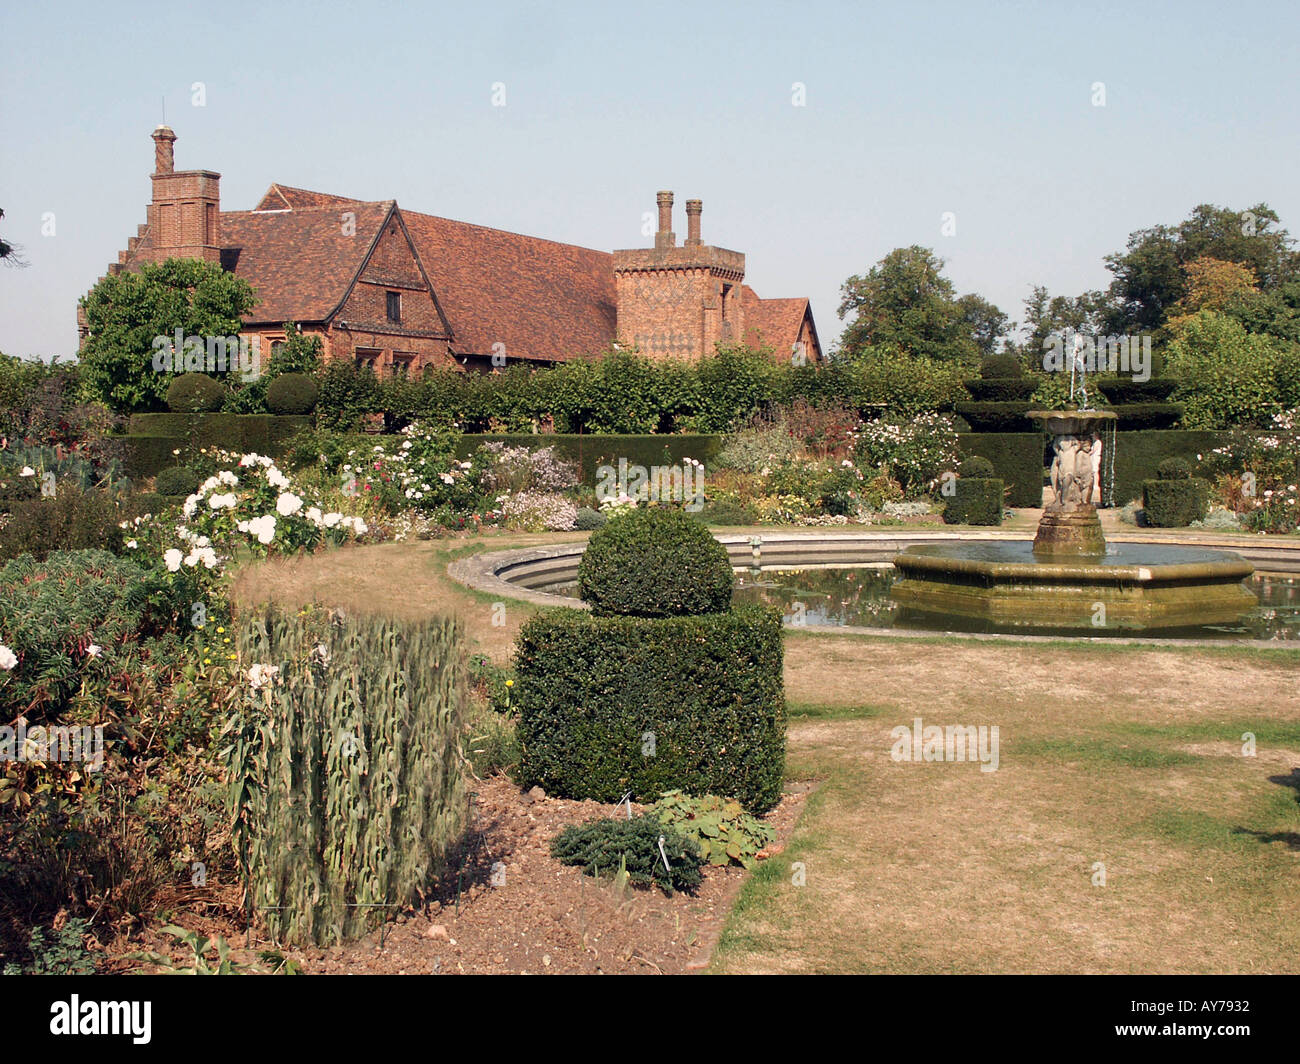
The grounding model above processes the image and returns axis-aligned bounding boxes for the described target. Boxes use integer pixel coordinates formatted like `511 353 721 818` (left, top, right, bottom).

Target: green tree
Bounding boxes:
1164 310 1292 429
78 258 257 412
955 293 1010 357
838 247 965 362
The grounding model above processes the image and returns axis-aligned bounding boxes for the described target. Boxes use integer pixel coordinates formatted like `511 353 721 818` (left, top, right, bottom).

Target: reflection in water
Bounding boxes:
546 566 1300 641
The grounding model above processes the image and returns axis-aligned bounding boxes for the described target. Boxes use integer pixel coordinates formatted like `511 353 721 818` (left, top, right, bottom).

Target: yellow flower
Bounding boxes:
203 658 211 665
228 653 237 660
223 637 230 644
505 679 514 687
216 626 225 634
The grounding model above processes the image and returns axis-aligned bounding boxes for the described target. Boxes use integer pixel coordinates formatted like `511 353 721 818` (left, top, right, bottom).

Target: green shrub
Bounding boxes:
958 455 996 478
0 488 128 562
1111 430 1227 504
1096 377 1177 404
954 401 1035 433
154 465 202 497
957 433 1044 509
166 373 225 413
227 608 467 946
316 360 381 432
650 790 775 869
696 496 760 526
515 605 785 812
943 478 1003 525
577 506 734 617
1156 457 1194 480
265 372 320 415
963 377 1038 402
1104 402 1184 430
573 506 606 531
0 550 151 718
551 815 703 894
980 353 1022 378
1143 478 1210 527
2 918 97 975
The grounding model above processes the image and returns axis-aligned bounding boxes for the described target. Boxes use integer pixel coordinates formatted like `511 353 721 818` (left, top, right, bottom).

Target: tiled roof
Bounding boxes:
253 184 366 212
402 211 616 361
742 286 813 355
220 202 395 324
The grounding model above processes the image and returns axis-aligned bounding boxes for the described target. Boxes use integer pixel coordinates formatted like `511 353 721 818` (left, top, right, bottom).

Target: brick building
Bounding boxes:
81 128 822 374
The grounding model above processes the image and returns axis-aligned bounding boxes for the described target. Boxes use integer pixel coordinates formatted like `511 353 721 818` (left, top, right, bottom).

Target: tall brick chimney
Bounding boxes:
152 125 177 174
685 199 702 246
655 190 675 249
145 127 222 265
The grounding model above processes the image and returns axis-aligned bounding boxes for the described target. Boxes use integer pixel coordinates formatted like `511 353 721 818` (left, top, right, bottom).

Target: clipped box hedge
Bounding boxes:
122 414 313 476
1111 430 1226 504
1143 477 1210 527
515 604 786 813
954 401 1035 433
943 478 1004 525
957 433 1045 508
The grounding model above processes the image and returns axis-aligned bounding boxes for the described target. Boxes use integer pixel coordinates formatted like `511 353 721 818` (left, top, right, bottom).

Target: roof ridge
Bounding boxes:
404 207 608 257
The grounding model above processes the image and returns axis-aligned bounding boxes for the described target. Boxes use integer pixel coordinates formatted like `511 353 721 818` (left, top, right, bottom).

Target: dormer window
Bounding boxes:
386 291 401 324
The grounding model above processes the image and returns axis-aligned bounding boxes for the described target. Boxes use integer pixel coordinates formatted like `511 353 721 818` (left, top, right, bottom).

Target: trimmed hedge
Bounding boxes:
957 433 1045 508
943 478 1003 525
963 378 1039 402
514 604 786 813
1143 478 1210 527
1096 377 1177 403
1111 430 1227 505
452 434 725 487
166 373 224 413
154 465 201 497
121 413 312 476
954 402 1036 433
265 373 319 415
1104 402 1184 430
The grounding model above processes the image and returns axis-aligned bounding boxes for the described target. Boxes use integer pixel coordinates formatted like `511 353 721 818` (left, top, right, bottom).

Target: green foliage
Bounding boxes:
265 373 319 415
855 413 960 496
154 465 201 497
963 377 1039 402
943 478 1003 525
955 401 1035 433
957 434 1044 508
167 373 225 413
715 420 800 473
1143 478 1210 526
0 550 152 718
573 506 606 531
3 918 96 975
0 488 130 562
122 413 312 478
650 790 775 869
269 323 323 377
514 604 786 813
959 455 996 478
1103 402 1184 430
316 360 381 432
1156 456 1194 480
226 608 466 946
78 258 257 412
577 506 734 617
1110 430 1227 504
979 353 1022 378
550 814 703 894
1096 376 1178 404
1165 311 1293 429
847 346 968 418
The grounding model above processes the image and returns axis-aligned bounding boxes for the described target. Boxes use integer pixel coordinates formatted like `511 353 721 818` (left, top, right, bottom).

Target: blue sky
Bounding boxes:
2 0 1297 359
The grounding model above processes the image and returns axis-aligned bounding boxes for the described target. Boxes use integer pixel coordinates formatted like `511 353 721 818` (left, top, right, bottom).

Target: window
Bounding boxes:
386 291 401 323
355 347 380 372
269 339 286 361
391 353 415 378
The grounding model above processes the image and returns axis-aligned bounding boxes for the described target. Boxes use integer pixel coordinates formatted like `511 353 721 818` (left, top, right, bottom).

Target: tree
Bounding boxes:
78 259 257 412
0 208 27 268
1101 203 1299 334
837 246 1003 364
1011 285 1106 368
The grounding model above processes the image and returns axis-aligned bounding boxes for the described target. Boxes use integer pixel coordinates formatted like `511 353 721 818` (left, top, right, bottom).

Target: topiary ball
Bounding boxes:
959 455 996 479
577 506 734 617
1156 457 1194 480
166 373 225 413
154 465 201 497
574 506 607 531
266 372 320 415
979 353 1022 379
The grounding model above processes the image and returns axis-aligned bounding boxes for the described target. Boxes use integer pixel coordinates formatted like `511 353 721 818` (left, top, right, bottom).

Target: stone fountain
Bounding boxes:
889 409 1257 632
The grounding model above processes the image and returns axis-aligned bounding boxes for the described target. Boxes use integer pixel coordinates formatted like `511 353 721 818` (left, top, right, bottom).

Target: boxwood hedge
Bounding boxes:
943 478 1004 525
514 604 786 813
957 433 1045 508
1143 477 1210 527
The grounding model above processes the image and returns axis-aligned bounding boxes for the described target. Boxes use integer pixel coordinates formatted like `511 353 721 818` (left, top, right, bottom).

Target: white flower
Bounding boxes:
87 644 102 658
266 467 291 490
126 539 138 549
218 470 239 486
306 506 323 526
247 663 281 690
439 472 454 484
164 548 183 572
351 518 368 534
19 466 34 477
182 495 199 518
0 644 17 671
171 448 181 457
275 492 303 517
323 512 342 529
239 454 258 467
245 514 277 544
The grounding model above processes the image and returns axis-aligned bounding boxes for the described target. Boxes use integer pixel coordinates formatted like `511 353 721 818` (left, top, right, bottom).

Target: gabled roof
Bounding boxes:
741 286 819 357
253 184 366 212
220 202 396 324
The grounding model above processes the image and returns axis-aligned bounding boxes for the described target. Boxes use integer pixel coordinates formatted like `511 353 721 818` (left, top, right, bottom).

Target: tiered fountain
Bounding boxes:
890 408 1257 631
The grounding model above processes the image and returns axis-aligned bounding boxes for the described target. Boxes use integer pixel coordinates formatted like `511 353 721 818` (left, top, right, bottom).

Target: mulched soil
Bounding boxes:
107 776 808 975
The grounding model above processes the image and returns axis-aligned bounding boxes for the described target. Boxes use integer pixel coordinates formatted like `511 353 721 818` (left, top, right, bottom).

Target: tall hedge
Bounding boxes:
226 609 467 946
957 433 1045 508
514 605 786 813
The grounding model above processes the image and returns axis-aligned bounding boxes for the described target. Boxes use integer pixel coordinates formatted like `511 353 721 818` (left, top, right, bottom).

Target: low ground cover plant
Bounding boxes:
550 814 703 894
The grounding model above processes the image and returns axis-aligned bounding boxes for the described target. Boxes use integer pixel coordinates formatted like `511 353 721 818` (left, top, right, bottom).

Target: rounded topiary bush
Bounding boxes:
154 465 201 497
980 353 1022 379
266 372 320 415
577 506 734 617
1156 457 1194 480
573 506 607 531
959 455 996 479
166 373 225 413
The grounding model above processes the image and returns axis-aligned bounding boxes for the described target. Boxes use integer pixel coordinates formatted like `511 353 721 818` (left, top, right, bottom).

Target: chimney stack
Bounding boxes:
685 199 702 246
152 125 177 175
655 190 675 249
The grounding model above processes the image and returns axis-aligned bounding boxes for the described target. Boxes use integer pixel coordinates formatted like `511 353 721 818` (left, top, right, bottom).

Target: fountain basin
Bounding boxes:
891 541 1256 629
